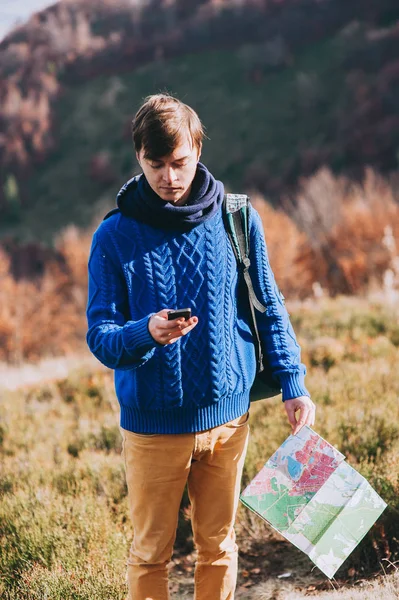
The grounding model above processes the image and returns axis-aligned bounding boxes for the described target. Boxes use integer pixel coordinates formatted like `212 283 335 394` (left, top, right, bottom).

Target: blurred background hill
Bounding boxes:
1 0 399 245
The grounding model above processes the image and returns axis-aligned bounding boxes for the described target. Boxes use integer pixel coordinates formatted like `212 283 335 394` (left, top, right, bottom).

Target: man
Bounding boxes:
86 93 316 600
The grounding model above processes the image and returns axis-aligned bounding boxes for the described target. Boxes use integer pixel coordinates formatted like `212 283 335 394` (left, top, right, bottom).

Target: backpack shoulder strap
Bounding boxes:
223 193 267 374
223 194 249 263
223 194 266 313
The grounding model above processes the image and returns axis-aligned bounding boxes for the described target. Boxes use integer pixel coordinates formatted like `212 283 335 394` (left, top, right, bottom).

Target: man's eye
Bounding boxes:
151 164 162 169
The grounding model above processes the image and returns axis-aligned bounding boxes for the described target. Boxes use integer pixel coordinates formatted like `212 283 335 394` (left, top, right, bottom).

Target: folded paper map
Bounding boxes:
240 425 387 578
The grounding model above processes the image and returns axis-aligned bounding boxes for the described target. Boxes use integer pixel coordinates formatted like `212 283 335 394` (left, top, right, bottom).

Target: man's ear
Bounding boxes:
136 151 141 166
197 143 202 162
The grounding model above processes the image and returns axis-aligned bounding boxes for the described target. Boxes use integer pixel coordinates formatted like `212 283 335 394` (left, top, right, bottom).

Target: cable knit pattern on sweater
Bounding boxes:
86 205 310 433
204 218 228 401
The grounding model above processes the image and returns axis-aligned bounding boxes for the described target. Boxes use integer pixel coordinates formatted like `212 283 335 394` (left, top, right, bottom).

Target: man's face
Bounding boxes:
136 137 201 206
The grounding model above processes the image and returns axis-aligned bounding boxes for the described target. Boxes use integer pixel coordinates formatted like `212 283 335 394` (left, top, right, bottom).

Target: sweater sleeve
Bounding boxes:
248 205 311 401
86 231 160 370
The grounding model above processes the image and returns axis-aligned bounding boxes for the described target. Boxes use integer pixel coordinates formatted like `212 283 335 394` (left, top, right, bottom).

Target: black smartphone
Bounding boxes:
167 308 192 321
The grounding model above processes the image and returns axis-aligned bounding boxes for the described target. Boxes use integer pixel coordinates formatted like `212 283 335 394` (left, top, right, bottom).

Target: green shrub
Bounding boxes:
307 336 345 370
0 475 14 496
6 563 127 600
86 425 122 454
338 417 399 463
0 423 7 448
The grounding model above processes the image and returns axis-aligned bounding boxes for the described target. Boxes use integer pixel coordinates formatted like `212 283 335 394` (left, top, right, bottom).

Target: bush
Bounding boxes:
338 417 399 463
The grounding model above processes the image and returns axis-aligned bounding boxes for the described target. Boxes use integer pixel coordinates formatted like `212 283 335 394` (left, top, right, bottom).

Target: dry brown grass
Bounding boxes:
1 297 398 598
246 569 399 599
0 352 105 391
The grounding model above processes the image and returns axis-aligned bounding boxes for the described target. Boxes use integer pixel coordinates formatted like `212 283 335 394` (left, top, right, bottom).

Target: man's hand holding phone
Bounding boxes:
148 308 198 345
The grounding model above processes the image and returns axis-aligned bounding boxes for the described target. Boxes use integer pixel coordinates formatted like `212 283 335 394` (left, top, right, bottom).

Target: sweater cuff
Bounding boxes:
122 315 160 356
279 371 310 402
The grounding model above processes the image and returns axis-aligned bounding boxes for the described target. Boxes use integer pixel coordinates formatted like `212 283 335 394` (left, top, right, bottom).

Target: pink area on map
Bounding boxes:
290 450 341 496
242 431 345 500
243 467 279 497
294 435 319 465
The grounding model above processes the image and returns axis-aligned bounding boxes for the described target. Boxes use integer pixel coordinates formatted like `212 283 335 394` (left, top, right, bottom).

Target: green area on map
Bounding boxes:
240 426 387 578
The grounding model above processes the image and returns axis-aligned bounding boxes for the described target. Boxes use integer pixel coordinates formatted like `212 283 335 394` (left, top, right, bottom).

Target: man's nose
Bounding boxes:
162 166 178 184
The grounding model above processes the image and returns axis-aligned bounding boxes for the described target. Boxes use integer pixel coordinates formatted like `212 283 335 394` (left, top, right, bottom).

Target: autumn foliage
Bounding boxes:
0 226 91 364
1 168 399 363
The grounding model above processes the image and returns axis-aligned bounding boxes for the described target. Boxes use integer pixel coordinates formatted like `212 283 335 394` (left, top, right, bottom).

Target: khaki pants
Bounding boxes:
120 411 250 600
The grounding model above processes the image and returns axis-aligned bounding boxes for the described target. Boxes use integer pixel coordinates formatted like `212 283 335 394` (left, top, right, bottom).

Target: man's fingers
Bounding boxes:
162 317 198 344
180 318 198 335
292 408 310 435
168 320 198 342
308 402 316 428
284 404 297 429
153 315 195 334
153 316 185 330
149 311 199 345
284 397 317 436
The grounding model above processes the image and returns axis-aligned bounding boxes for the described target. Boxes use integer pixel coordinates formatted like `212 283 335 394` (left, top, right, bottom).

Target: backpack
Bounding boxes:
222 194 282 401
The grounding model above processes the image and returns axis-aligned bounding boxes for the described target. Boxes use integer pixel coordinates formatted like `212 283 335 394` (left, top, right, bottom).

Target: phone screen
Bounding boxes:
167 308 191 321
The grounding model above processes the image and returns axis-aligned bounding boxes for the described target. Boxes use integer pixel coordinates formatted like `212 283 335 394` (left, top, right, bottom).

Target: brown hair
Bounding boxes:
132 94 205 159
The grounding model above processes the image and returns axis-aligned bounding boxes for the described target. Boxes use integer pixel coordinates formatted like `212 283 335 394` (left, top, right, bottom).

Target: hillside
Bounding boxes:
1 0 399 247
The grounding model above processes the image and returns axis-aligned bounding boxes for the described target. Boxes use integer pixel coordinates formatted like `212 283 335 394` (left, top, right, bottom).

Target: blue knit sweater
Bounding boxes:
86 203 310 433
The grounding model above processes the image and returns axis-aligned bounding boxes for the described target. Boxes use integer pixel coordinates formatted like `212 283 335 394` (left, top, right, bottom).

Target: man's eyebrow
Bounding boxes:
173 156 190 162
149 155 190 163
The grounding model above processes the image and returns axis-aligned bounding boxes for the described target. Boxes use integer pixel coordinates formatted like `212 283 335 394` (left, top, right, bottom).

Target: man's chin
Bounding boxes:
159 189 186 203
